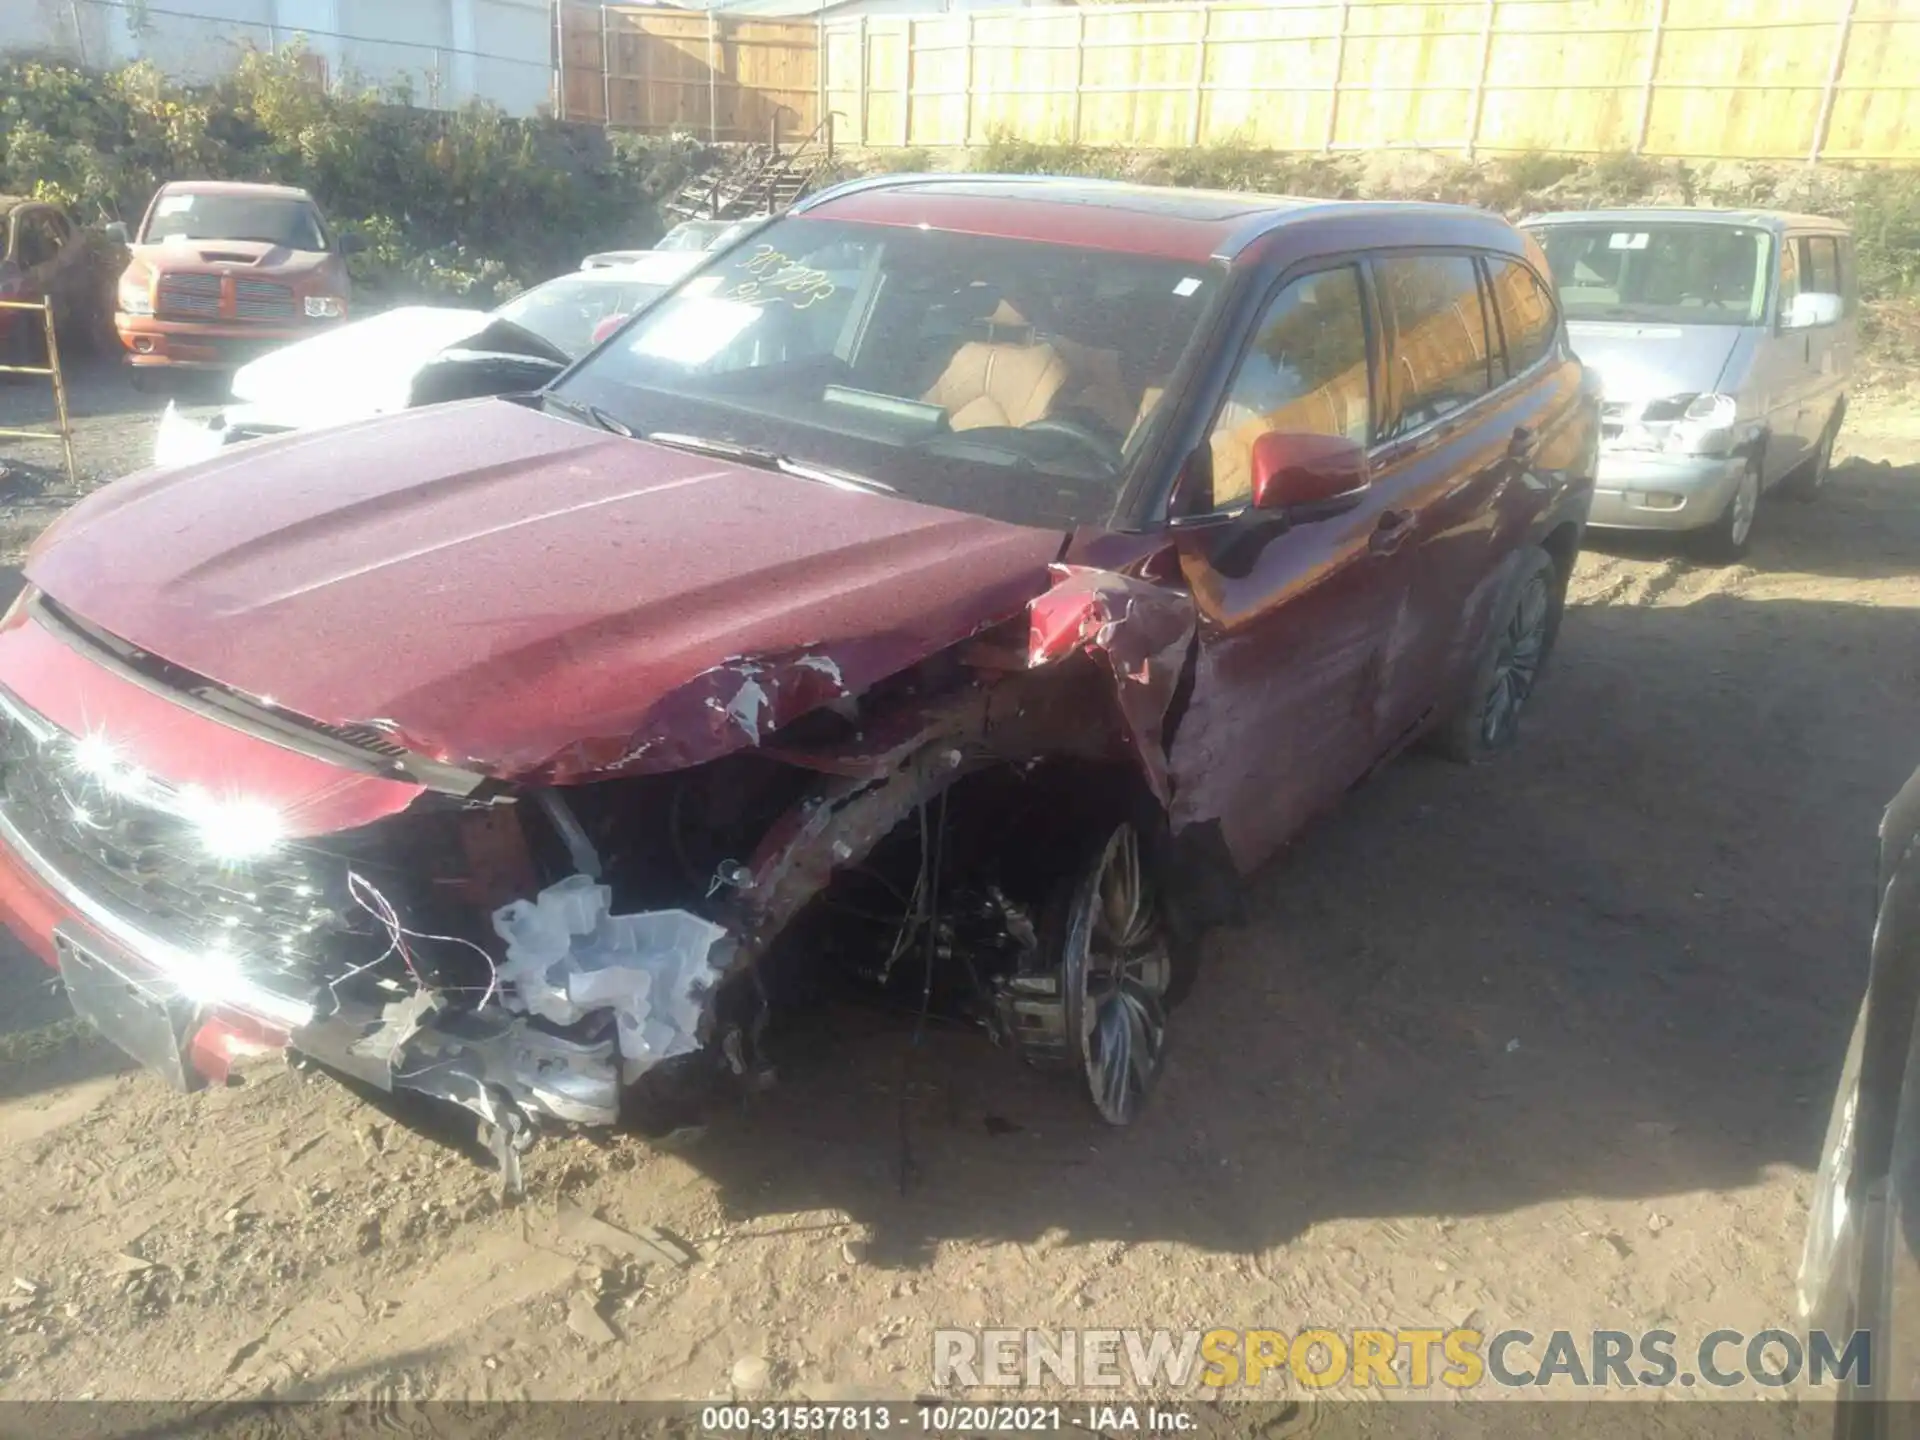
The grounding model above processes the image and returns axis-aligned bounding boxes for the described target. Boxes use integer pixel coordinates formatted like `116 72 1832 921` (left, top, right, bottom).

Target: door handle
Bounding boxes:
1369 509 1416 555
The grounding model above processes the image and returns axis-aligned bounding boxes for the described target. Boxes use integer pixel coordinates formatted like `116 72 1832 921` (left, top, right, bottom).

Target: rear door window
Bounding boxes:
1373 254 1496 437
1485 257 1558 378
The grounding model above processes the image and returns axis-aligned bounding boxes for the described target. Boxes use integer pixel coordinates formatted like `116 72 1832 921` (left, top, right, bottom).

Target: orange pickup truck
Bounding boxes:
107 180 362 382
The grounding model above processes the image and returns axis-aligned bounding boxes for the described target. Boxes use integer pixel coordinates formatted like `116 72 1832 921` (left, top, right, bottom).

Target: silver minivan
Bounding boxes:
1520 208 1855 561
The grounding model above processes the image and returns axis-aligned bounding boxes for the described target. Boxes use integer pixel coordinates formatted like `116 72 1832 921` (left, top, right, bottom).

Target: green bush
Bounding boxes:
0 50 679 305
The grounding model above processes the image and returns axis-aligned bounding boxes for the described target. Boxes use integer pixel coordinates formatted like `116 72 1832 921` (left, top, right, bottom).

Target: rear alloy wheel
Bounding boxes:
1430 546 1560 764
1061 822 1174 1126
1693 459 1760 564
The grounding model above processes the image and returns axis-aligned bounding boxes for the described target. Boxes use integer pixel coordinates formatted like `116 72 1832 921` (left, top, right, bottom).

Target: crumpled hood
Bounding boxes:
25 399 1066 780
1563 320 1744 405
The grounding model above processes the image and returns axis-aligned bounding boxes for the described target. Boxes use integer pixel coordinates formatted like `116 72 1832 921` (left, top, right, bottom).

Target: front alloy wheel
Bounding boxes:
1694 460 1760 564
1060 822 1174 1125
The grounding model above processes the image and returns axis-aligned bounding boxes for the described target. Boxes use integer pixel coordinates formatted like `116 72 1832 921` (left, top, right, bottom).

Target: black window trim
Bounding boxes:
1366 244 1522 454
1483 250 1564 388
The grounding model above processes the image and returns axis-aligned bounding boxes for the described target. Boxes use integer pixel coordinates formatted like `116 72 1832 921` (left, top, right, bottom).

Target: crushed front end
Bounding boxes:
0 556 1211 1185
0 589 742 1186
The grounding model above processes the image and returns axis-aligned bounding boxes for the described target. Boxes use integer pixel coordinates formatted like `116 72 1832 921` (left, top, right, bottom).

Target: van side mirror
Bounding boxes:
101 221 129 245
338 233 367 257
1249 431 1370 517
1782 291 1841 330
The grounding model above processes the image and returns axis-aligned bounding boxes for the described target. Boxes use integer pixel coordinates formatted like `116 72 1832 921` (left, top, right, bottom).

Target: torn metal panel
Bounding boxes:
511 645 860 781
292 994 622 1128
721 740 977 961
1025 563 1197 805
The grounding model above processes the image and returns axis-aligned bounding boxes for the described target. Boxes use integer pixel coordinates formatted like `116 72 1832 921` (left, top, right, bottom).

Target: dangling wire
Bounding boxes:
342 870 502 1011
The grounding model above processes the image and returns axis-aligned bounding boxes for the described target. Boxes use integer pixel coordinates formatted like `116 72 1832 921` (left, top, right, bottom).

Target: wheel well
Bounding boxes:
1540 520 1581 583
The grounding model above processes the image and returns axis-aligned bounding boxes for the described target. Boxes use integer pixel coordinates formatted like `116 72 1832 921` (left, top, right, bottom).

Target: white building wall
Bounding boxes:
0 0 556 116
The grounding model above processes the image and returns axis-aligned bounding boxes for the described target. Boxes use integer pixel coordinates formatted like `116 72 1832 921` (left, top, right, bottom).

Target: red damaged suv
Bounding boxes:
0 177 1597 1171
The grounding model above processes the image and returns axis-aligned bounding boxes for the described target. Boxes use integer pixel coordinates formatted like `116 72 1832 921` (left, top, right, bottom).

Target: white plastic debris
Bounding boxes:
491 876 725 1084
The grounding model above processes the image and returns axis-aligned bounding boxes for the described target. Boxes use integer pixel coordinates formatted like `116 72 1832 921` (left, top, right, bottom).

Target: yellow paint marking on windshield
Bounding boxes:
725 245 838 311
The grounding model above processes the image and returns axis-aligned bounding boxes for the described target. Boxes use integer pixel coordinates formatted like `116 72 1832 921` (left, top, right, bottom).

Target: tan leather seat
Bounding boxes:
921 301 1070 431
1048 336 1136 437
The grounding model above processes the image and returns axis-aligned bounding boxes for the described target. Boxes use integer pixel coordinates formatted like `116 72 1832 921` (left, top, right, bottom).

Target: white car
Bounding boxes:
153 250 705 467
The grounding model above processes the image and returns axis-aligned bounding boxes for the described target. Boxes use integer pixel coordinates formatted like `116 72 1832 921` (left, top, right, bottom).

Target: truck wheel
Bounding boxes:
1429 545 1562 764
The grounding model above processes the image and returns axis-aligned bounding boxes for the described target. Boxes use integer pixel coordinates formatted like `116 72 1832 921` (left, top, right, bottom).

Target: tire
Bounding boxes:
1781 412 1840 503
1691 457 1761 564
1429 545 1563 764
1013 786 1205 1126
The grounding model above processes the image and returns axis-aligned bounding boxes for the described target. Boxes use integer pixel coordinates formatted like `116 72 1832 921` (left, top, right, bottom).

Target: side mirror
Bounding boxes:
1782 290 1841 330
338 233 367 257
102 222 130 245
590 313 629 348
1249 431 1370 516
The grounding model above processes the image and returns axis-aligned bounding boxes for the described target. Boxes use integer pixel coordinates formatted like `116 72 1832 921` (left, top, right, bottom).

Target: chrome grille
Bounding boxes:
0 693 346 984
234 279 294 320
155 273 221 320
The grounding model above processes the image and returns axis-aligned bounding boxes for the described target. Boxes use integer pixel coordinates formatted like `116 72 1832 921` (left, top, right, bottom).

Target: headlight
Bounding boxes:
1663 392 1739 457
177 786 287 862
119 277 152 316
304 295 345 319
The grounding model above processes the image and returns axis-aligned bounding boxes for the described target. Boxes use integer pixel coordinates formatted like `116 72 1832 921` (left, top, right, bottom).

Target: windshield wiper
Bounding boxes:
540 392 633 437
644 432 895 494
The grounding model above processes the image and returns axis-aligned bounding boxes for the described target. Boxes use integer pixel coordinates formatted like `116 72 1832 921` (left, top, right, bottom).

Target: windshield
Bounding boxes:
494 274 676 357
141 193 329 251
1533 222 1772 326
550 216 1224 530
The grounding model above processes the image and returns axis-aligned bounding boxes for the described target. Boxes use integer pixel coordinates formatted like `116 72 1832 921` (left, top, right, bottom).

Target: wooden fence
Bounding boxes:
818 0 1920 162
556 3 821 141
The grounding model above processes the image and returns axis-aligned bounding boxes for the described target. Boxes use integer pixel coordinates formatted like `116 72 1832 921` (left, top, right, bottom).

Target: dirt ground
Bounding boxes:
0 361 1916 1406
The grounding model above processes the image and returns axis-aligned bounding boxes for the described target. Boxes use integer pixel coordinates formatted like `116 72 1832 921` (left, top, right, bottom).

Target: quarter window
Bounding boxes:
1801 236 1841 303
1203 265 1372 510
1374 254 1495 437
1486 257 1558 377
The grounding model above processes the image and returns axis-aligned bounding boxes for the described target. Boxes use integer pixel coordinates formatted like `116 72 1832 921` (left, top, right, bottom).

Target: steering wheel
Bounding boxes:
1022 414 1124 470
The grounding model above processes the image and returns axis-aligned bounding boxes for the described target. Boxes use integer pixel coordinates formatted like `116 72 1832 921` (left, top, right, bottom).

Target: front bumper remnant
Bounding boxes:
0 678 731 1191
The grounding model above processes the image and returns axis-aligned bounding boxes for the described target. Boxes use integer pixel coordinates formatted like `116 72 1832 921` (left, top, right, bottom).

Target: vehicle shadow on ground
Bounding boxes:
1582 456 1920 584
672 584 1919 1269
0 353 202 425
0 938 137 1101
